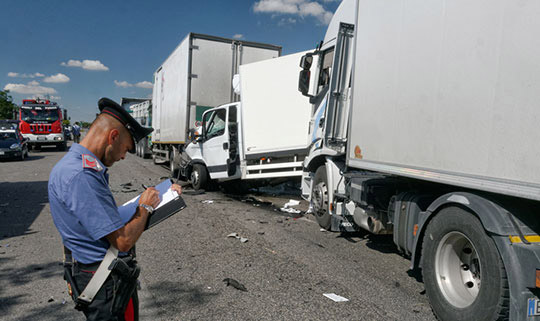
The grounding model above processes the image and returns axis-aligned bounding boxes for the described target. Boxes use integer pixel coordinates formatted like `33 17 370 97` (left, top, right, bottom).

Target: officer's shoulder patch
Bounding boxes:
82 154 103 172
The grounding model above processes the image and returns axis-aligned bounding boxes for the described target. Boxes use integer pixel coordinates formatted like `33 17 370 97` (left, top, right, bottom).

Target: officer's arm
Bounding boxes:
106 187 160 252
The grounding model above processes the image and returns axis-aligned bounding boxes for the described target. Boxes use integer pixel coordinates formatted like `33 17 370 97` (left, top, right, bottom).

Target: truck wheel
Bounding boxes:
312 166 331 230
421 207 509 321
191 164 208 190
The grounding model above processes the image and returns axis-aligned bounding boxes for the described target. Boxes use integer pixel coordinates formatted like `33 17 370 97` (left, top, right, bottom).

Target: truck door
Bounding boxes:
201 107 230 179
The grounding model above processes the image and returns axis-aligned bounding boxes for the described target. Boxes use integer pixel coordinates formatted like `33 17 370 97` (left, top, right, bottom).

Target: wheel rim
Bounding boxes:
435 231 481 308
312 181 328 217
191 169 200 187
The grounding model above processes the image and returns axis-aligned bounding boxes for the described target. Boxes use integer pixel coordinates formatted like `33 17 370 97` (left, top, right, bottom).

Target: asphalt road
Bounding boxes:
0 143 436 321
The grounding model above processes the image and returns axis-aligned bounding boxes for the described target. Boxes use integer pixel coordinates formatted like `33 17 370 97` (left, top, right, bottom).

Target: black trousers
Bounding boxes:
73 263 139 321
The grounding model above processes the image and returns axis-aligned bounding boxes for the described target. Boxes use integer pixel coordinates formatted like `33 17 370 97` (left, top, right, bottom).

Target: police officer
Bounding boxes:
48 98 182 321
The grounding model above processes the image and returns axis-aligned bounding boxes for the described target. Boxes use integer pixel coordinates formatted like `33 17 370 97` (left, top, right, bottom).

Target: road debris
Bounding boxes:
47 297 55 303
201 200 214 204
280 199 302 214
183 190 205 195
223 278 248 292
323 293 349 302
227 233 248 243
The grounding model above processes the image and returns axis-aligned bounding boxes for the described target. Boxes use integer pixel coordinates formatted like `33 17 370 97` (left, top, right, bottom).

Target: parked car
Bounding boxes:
0 123 29 161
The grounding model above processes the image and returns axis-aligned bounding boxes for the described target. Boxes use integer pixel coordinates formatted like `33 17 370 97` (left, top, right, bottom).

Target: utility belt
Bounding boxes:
63 246 140 314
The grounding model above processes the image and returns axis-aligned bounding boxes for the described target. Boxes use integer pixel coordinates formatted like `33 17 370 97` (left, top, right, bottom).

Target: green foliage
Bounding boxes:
80 121 91 128
62 119 71 126
0 90 18 119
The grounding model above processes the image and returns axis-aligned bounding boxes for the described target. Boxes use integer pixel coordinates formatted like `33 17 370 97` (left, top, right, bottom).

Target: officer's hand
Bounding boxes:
139 187 160 209
171 184 182 195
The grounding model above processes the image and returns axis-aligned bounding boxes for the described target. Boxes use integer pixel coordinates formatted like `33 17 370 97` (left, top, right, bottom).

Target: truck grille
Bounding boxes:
30 124 52 133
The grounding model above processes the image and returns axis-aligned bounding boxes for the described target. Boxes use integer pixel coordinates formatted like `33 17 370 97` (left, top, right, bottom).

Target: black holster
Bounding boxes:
109 256 140 316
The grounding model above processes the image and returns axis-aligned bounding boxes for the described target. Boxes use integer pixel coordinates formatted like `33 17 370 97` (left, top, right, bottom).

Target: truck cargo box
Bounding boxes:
152 33 281 144
347 0 540 201
238 51 314 159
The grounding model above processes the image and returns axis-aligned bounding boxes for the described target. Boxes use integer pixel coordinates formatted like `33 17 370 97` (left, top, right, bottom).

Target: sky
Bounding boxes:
1 0 341 122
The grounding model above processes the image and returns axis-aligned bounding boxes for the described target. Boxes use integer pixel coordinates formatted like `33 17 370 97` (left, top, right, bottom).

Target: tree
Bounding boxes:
62 119 71 126
0 90 18 119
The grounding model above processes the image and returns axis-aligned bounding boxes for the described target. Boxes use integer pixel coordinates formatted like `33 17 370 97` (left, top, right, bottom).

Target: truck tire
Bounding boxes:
169 149 179 178
191 164 208 190
421 207 509 321
312 166 331 230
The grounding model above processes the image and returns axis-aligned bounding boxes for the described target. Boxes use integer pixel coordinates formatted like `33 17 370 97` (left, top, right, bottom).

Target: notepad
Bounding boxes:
117 179 186 229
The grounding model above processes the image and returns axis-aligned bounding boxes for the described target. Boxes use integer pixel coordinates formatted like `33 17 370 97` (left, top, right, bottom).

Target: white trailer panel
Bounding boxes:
239 51 313 156
152 33 281 145
348 0 540 200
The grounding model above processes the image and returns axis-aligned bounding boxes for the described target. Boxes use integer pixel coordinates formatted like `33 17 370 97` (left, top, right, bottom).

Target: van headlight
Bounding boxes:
10 143 21 150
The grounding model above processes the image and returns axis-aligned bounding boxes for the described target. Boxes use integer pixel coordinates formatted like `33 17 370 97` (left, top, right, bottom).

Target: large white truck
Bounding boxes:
152 33 281 176
180 51 314 190
298 0 540 320
130 100 152 158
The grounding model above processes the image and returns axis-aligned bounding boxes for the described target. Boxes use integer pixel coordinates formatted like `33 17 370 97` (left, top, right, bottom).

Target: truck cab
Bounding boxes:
181 103 241 189
18 99 66 150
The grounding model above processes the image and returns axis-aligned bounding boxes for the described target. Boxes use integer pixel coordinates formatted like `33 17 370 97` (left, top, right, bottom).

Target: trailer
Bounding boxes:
151 33 281 176
297 0 540 320
180 51 315 190
129 100 152 158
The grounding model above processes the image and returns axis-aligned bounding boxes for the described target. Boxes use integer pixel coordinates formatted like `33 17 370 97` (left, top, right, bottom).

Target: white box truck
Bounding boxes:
130 100 152 158
180 51 315 190
152 33 281 175
297 0 540 320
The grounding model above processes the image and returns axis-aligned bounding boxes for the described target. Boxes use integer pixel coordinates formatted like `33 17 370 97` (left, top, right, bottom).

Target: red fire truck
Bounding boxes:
18 99 66 150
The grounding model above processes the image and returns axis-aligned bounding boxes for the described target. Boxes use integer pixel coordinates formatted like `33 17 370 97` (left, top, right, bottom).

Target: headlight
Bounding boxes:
10 143 21 150
54 136 62 141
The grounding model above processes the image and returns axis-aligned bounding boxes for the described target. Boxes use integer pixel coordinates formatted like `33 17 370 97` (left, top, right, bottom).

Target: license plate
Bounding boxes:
0 152 4 155
529 298 540 317
37 137 46 141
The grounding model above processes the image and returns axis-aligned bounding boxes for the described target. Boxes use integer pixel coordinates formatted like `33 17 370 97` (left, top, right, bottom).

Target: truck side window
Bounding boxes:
317 48 335 94
205 109 227 140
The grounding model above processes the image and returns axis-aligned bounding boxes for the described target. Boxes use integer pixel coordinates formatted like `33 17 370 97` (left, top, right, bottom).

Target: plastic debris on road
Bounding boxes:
280 199 302 214
223 278 248 292
201 200 214 204
227 233 248 243
323 293 349 302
